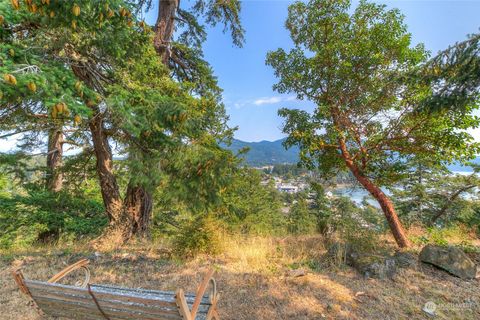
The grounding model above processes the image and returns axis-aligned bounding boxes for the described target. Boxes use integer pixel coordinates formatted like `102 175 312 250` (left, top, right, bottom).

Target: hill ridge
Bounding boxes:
224 138 480 171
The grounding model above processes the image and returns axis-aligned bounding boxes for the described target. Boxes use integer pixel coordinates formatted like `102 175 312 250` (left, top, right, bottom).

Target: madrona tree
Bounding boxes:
267 0 480 247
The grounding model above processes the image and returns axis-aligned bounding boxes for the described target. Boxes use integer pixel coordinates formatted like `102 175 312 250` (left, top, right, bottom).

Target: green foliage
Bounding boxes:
172 214 225 257
154 166 286 239
0 171 9 196
310 185 383 251
411 224 477 250
0 0 144 122
217 168 286 235
0 189 105 249
393 159 480 226
271 163 308 177
287 197 317 235
461 202 480 236
418 33 480 113
267 0 479 182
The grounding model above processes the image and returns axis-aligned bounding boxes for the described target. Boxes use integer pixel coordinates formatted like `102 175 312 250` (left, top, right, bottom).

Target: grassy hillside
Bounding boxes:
2 234 479 320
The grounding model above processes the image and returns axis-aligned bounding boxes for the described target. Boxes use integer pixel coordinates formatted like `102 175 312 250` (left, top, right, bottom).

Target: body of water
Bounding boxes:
332 170 477 206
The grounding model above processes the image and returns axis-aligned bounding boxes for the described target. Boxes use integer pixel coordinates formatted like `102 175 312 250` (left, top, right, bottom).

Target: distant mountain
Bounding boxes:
225 138 299 166
224 138 480 171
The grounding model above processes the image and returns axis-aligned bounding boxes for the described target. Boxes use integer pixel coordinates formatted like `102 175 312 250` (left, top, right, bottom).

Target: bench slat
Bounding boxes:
28 286 211 315
41 304 207 320
35 295 184 320
30 289 182 316
25 280 212 320
93 283 211 304
27 281 176 308
26 280 211 308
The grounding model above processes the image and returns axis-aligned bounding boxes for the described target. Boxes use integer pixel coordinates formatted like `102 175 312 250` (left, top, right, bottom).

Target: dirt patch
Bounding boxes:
1 237 479 320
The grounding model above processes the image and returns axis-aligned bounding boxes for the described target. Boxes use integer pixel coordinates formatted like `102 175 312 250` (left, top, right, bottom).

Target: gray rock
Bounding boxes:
350 254 397 279
394 251 418 269
419 245 477 279
326 242 397 279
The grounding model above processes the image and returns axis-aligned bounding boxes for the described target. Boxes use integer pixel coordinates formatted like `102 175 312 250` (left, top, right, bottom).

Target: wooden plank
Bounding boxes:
26 280 211 306
34 295 183 320
41 305 131 320
93 283 211 304
28 285 211 315
190 269 215 319
29 289 183 316
40 304 183 320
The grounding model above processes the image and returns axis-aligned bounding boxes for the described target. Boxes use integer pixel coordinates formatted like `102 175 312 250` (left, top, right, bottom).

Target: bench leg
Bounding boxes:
176 270 220 320
176 289 193 320
176 288 220 320
206 294 220 320
12 268 45 317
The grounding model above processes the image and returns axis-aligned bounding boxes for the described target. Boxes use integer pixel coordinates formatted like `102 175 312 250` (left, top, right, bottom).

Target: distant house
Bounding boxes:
277 184 298 193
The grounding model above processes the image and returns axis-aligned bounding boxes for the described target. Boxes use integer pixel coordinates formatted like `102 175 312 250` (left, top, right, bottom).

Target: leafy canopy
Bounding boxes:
1 0 234 192
266 0 480 185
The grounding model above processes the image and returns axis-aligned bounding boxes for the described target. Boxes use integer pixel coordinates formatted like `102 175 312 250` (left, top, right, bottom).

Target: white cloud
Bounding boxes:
226 95 299 109
253 96 282 106
252 95 298 106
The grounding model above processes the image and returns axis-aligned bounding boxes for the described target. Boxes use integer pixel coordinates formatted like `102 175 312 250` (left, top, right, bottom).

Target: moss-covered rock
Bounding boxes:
420 245 477 279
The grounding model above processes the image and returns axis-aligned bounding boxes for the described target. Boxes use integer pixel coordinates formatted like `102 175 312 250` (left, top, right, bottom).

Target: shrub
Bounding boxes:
313 194 382 252
172 214 225 257
0 190 106 249
410 224 476 248
287 198 317 235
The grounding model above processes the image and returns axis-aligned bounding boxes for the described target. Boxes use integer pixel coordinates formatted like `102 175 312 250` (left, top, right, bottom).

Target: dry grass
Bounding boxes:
1 235 479 320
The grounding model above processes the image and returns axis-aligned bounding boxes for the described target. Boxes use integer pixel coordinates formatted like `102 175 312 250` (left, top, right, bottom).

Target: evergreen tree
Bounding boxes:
0 0 237 243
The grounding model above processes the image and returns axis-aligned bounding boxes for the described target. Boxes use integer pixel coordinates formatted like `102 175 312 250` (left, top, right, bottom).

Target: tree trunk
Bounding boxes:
338 138 411 248
353 170 411 248
88 113 123 222
120 0 179 236
124 184 153 237
153 0 179 64
46 127 64 192
88 111 140 243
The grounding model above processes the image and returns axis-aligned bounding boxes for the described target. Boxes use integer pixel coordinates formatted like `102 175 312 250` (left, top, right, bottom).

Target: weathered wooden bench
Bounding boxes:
13 259 220 320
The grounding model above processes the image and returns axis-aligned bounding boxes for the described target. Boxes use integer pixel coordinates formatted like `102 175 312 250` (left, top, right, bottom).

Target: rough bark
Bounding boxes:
338 137 411 248
46 127 64 192
124 184 153 236
153 0 179 64
88 112 123 222
88 111 139 244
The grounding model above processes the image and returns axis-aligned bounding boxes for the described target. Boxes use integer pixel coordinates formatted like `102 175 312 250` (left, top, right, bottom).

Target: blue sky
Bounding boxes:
151 0 480 142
